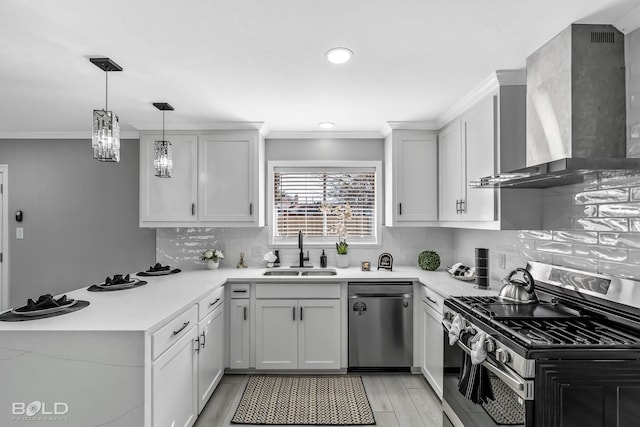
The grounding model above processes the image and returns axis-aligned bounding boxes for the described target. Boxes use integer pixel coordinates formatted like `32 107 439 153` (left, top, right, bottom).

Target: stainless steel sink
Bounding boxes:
262 270 301 276
261 268 337 276
300 270 337 276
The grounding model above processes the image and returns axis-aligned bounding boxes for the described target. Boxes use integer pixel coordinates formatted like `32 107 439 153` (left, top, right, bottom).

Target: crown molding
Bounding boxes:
128 121 266 132
614 5 640 34
380 121 439 137
265 130 384 139
0 131 139 139
436 69 525 129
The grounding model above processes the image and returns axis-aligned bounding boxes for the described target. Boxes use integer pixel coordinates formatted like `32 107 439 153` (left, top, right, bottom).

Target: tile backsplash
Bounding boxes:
454 173 640 283
157 226 454 271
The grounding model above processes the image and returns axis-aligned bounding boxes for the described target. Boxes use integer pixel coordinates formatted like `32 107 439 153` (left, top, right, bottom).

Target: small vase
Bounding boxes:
206 259 219 270
336 253 349 268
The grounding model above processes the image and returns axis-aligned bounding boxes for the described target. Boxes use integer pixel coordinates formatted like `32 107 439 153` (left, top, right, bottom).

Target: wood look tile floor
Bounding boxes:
194 373 443 427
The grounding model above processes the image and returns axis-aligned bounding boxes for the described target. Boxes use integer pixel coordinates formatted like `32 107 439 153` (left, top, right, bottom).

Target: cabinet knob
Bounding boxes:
191 203 196 216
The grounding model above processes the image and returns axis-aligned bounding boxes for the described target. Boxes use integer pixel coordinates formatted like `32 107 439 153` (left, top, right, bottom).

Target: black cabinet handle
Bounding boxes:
233 290 247 294
200 331 206 348
399 203 402 215
249 203 253 216
426 296 438 305
191 203 196 216
243 306 247 321
172 321 190 336
208 298 220 307
300 307 303 321
292 306 296 321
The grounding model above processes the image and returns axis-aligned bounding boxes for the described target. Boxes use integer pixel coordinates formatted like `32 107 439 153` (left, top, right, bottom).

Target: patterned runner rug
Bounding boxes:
231 376 376 425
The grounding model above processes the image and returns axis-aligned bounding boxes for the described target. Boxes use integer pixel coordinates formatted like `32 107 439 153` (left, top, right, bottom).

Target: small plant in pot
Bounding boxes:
321 203 352 268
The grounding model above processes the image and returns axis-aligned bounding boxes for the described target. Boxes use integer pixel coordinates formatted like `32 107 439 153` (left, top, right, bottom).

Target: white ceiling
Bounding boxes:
1 0 640 138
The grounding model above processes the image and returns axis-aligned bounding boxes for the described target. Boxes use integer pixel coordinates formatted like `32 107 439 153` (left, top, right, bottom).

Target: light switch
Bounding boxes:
16 228 24 239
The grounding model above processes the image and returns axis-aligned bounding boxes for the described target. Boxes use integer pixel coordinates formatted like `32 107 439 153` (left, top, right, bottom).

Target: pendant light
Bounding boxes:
90 57 123 162
153 102 174 178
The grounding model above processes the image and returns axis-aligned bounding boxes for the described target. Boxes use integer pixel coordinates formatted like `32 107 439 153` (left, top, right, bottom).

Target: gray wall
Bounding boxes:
0 139 155 306
452 26 640 284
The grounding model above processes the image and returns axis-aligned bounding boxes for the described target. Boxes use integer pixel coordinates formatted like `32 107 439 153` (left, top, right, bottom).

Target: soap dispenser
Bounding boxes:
320 250 327 268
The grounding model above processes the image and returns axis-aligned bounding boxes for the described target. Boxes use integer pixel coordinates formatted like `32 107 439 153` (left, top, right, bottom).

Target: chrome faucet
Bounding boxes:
297 230 310 267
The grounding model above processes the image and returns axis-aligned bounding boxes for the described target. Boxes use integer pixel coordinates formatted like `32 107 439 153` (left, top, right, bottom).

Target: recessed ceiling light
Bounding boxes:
325 47 353 64
319 122 335 129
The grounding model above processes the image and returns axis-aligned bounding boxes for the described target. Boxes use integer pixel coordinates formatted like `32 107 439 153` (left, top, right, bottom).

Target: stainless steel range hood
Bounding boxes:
471 24 640 189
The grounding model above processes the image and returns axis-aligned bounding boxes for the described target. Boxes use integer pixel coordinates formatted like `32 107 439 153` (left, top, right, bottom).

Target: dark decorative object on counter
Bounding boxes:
377 253 393 271
475 248 490 288
1 294 90 322
88 274 147 292
273 250 280 267
361 261 371 271
418 250 440 271
138 263 181 276
320 250 327 268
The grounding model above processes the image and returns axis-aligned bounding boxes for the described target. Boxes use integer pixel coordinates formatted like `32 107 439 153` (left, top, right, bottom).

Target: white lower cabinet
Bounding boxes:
229 298 250 369
421 300 444 399
152 325 199 427
197 303 224 413
256 299 340 370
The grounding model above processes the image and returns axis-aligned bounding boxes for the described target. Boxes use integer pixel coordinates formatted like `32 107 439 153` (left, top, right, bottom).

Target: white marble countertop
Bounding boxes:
0 266 498 332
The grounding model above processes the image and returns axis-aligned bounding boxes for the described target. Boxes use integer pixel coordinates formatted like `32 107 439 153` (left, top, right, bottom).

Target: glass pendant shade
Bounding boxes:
154 140 173 177
92 109 120 162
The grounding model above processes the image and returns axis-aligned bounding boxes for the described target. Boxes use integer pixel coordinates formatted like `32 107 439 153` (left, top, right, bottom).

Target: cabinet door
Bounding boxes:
255 299 298 369
198 131 257 223
197 304 224 414
229 299 250 369
463 96 496 221
152 326 198 427
422 303 443 399
140 133 198 223
298 299 341 370
395 132 438 222
438 120 463 221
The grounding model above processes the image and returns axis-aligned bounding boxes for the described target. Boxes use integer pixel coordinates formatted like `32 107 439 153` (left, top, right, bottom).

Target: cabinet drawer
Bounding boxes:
152 305 198 360
230 283 250 299
255 283 340 299
421 285 444 314
198 286 224 320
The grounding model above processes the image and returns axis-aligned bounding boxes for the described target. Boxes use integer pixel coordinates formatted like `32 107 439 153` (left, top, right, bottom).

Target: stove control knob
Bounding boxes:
484 337 496 353
495 348 511 364
443 312 454 322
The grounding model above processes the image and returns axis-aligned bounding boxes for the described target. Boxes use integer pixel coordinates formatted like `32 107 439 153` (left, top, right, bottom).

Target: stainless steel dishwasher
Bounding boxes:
348 282 413 370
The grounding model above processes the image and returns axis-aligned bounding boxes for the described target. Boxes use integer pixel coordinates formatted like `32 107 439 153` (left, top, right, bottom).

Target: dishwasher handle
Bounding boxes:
349 293 413 299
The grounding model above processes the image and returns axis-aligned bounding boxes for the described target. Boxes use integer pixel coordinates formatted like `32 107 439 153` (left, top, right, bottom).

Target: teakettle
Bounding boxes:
498 267 538 304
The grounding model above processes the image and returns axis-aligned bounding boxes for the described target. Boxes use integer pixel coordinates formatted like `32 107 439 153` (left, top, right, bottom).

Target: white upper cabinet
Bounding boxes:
140 133 198 223
437 70 542 230
198 131 259 225
385 129 438 226
140 129 265 227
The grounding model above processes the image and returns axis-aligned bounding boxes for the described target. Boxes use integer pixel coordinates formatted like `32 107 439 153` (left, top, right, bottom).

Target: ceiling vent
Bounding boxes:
590 31 615 44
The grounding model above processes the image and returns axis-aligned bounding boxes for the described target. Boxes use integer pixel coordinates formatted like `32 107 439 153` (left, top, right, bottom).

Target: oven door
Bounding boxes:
442 322 534 427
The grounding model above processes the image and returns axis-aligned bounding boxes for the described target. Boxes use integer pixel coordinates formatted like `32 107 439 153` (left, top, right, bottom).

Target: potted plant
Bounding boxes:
323 203 352 268
201 249 224 270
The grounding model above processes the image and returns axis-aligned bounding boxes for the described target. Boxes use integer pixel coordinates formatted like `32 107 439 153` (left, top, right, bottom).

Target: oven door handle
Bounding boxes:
443 321 534 400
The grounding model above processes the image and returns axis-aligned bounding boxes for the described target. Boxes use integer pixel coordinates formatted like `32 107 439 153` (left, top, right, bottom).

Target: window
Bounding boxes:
269 161 381 246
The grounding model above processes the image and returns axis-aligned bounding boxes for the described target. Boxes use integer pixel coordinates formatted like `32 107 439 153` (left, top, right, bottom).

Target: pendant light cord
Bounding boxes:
105 71 109 111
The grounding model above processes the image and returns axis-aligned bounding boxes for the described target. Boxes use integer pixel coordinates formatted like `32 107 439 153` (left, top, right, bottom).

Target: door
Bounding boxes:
140 133 198 223
197 304 224 413
395 133 438 222
298 299 341 369
229 299 250 369
463 96 496 221
438 120 463 221
422 302 443 399
255 299 298 369
152 326 198 427
198 131 256 223
0 166 5 311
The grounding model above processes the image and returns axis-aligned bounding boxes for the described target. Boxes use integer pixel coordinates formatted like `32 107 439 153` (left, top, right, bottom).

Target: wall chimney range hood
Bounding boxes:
470 24 640 189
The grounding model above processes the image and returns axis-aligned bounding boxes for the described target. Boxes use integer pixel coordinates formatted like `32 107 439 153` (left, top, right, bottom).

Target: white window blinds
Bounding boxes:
272 166 377 244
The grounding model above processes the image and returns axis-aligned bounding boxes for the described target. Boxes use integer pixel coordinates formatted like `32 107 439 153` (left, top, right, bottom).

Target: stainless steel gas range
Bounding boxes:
442 261 640 427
